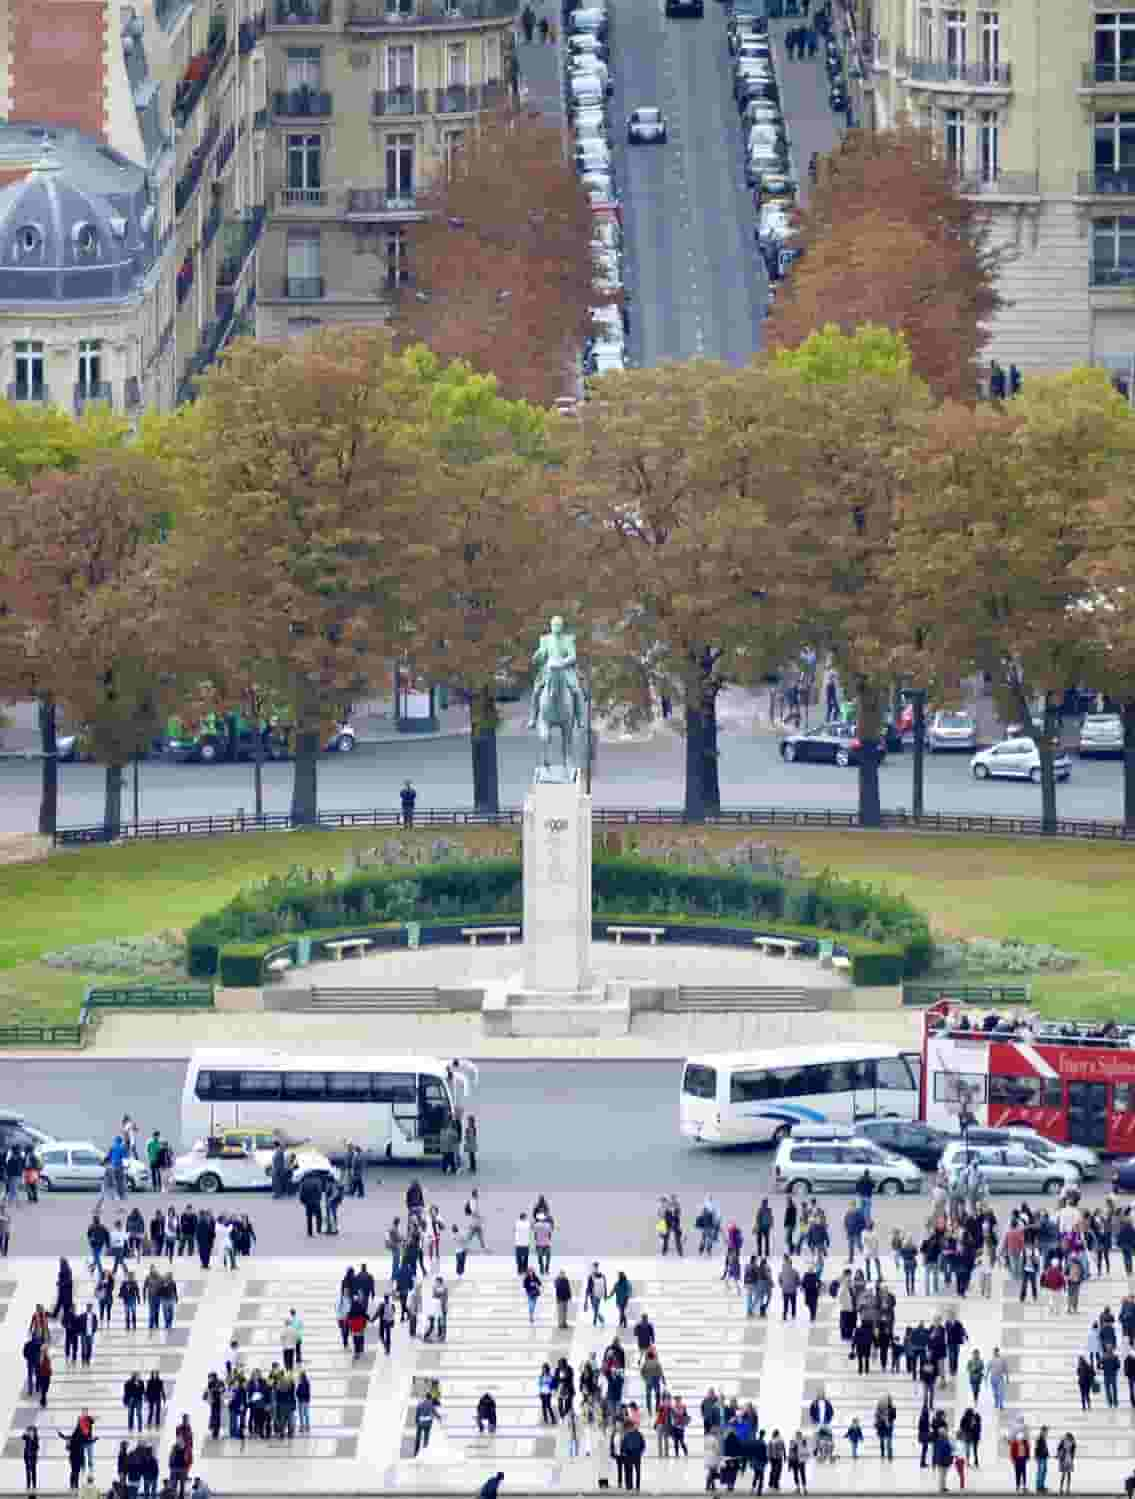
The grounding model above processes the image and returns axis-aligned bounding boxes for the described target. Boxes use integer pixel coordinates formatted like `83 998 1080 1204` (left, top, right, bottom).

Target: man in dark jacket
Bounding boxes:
945 1317 967 1375
802 1267 822 1322
634 1313 655 1359
124 1372 145 1432
621 1424 645 1491
299 1174 323 1237
271 1145 288 1199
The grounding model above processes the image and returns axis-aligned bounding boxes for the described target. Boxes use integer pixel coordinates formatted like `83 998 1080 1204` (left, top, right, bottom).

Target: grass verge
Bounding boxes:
0 825 1131 1023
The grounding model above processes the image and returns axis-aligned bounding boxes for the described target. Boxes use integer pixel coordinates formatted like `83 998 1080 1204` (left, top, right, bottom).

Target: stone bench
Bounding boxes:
322 937 374 961
266 955 293 973
462 926 521 946
607 925 665 946
832 954 852 972
752 936 807 958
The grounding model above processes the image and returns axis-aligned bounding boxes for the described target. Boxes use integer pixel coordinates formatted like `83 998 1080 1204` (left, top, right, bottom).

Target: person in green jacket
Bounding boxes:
146 1132 165 1193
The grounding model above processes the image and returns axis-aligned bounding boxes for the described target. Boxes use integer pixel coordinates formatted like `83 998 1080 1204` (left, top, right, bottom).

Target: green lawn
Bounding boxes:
2 825 1133 1025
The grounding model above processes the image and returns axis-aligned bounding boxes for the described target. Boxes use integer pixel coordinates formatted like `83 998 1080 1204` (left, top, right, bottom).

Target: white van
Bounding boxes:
773 1134 923 1197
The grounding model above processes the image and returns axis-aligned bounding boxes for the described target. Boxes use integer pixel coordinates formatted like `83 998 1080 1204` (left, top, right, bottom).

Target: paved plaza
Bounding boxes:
0 1251 1128 1493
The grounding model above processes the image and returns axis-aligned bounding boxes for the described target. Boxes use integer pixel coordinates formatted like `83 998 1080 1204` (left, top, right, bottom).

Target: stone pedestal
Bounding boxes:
521 768 591 994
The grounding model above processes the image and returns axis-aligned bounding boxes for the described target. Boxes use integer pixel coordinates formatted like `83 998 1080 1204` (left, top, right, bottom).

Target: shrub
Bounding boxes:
219 942 278 987
932 937 1078 976
42 932 185 974
850 947 906 987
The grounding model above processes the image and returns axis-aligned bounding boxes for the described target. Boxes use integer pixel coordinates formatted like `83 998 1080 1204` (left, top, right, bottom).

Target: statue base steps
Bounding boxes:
481 973 630 1038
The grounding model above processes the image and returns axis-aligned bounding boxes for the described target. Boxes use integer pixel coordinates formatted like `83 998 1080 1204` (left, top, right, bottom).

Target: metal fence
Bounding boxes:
902 983 1031 1008
0 1023 84 1047
52 804 1135 846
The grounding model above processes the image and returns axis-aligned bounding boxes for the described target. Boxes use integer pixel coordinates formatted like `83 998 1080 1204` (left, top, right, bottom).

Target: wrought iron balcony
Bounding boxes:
217 204 266 288
372 87 430 115
273 88 333 117
345 188 423 217
285 275 325 298
174 117 222 216
902 55 1011 88
273 0 331 21
272 186 334 216
1091 261 1135 287
435 80 505 111
1082 61 1135 88
348 0 517 26
1077 169 1135 196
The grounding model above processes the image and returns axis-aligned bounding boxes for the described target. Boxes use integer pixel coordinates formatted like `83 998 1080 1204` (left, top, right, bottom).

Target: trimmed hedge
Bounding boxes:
219 943 273 988
192 855 931 981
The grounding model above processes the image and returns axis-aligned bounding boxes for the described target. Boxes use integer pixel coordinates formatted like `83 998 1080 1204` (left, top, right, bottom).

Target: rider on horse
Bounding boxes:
527 615 584 732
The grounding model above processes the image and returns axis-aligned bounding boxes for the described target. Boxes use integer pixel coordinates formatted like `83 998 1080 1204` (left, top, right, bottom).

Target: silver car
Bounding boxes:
927 709 977 752
1078 713 1123 757
774 1136 923 1197
940 1142 1078 1196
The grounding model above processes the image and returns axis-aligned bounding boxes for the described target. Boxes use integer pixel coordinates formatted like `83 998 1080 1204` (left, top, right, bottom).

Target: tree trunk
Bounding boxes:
37 696 58 837
470 684 500 815
855 679 883 828
289 725 319 826
1124 700 1135 833
702 681 721 816
103 762 125 841
252 730 265 821
684 700 707 821
911 691 926 821
1039 692 1060 835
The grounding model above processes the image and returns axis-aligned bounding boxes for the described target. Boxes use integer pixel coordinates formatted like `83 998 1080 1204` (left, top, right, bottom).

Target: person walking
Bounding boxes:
755 1199 773 1258
299 1174 323 1238
768 1430 786 1491
779 1257 799 1321
463 1117 478 1175
514 1213 531 1273
1056 1433 1075 1495
400 780 416 828
585 1262 608 1327
1035 1426 1050 1494
522 1267 542 1325
621 1422 645 1491
989 1348 1008 1410
933 1429 954 1493
958 1407 981 1468
1009 1430 1030 1493
23 1425 38 1493
1076 1355 1094 1410
613 1271 632 1329
787 1432 808 1494
554 1270 572 1330
413 1392 435 1456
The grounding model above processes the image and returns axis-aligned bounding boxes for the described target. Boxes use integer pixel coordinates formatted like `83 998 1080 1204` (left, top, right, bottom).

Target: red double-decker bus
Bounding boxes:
921 1002 1135 1154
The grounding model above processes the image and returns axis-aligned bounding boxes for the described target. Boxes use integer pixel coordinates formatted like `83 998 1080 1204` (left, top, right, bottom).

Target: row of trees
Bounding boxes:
3 319 1135 836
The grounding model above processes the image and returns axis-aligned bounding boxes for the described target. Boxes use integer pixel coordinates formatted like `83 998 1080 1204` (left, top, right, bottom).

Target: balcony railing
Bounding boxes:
346 187 421 216
214 123 237 176
7 383 48 403
1077 169 1135 196
956 171 1040 197
273 87 333 117
273 0 332 21
372 87 430 115
202 200 224 252
174 117 222 215
435 80 505 112
74 381 113 414
348 0 517 25
217 204 266 287
1083 61 1135 87
285 275 325 298
275 186 331 212
905 56 1011 87
1091 261 1135 287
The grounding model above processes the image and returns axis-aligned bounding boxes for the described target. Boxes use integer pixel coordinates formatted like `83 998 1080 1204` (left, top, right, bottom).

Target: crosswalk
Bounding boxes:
0 1255 1130 1491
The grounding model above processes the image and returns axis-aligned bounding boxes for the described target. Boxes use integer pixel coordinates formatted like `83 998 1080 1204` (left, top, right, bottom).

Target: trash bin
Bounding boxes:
406 922 421 950
296 937 312 967
818 939 834 968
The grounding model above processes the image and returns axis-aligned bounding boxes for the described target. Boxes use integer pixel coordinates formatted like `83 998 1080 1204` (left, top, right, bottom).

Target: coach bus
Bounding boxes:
680 1042 921 1146
181 1050 459 1161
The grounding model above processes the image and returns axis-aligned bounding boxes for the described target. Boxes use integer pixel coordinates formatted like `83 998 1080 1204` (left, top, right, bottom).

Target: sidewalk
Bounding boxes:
515 18 564 122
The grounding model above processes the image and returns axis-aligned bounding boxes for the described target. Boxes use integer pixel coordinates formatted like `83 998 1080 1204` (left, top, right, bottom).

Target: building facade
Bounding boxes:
0 0 263 415
255 0 515 340
856 0 1135 378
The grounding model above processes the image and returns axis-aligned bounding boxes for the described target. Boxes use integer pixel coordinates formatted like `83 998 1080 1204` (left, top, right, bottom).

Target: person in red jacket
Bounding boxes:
1009 1431 1030 1494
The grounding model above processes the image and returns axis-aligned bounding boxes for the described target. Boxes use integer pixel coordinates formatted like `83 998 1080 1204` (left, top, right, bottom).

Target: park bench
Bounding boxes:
607 925 666 945
322 937 374 961
832 954 852 973
461 926 521 946
753 937 806 958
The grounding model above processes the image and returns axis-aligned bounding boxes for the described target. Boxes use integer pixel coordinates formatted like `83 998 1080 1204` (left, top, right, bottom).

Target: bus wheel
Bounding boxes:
788 1178 812 1198
772 1124 792 1145
880 1178 903 1197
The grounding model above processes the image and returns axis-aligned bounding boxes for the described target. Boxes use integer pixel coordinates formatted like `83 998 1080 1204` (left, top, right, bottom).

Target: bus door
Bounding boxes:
418 1075 451 1155
850 1059 878 1120
1066 1080 1109 1148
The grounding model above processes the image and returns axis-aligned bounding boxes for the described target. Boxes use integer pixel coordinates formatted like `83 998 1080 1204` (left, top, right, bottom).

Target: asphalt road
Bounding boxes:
1 730 1128 831
614 0 766 365
0 1059 1121 1260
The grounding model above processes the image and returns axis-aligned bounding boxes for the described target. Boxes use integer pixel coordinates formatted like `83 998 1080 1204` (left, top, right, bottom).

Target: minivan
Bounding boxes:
939 1142 1078 1195
773 1135 923 1197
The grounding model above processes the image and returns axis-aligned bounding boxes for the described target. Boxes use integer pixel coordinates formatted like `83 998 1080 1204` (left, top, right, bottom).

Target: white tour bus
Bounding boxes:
181 1051 459 1162
680 1042 921 1146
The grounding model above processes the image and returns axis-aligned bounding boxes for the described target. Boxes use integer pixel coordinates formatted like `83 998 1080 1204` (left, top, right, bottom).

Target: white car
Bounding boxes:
38 1141 149 1193
971 737 1071 783
173 1139 338 1194
940 1141 1078 1196
926 709 977 752
627 107 667 144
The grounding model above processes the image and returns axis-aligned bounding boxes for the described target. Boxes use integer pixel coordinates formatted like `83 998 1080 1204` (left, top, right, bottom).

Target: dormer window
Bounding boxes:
75 222 99 257
16 224 43 260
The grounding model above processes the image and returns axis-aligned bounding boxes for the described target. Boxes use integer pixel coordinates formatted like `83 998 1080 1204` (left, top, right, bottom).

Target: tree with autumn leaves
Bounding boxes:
767 124 1002 403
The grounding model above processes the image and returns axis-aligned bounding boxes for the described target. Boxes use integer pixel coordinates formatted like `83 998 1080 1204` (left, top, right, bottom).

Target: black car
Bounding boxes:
779 721 887 768
858 1119 947 1170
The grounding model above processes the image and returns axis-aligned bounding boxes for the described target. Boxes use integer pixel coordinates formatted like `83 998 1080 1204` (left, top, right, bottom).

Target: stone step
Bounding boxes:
675 987 824 1012
308 988 442 1012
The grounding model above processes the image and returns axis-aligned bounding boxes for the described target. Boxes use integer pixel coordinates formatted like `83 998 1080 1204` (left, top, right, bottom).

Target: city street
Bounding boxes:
0 723 1127 831
0 1057 1120 1259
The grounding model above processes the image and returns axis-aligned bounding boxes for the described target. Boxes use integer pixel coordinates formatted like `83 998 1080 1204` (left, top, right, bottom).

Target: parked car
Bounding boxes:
173 1137 339 1194
970 737 1071 783
947 1125 1098 1179
779 721 887 768
939 1142 1077 1196
856 1119 948 1170
1112 1157 1135 1193
1079 712 1124 757
927 709 978 753
627 106 667 144
0 1113 55 1154
38 1141 149 1192
774 1135 923 1197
